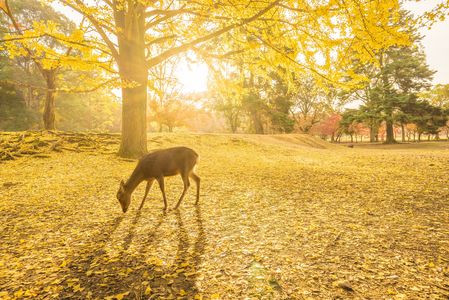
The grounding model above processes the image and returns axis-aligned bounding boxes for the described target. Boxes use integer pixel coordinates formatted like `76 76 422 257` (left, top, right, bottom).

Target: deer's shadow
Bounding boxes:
167 206 206 296
58 205 206 299
136 206 206 298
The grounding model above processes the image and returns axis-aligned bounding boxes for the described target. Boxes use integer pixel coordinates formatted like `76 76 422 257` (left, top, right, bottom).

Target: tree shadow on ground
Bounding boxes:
58 205 205 299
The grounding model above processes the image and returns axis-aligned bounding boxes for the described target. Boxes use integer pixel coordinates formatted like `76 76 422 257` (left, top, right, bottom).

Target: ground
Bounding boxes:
0 133 448 299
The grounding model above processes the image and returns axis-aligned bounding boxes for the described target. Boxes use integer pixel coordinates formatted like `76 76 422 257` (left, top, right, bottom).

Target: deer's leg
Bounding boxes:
174 172 190 209
157 176 168 211
190 172 200 204
139 179 154 210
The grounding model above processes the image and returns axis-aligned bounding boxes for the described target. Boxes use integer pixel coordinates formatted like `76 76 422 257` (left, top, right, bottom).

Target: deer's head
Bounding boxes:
117 180 131 213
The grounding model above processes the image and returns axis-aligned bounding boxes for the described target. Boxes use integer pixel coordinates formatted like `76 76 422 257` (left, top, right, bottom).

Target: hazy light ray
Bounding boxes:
175 61 209 93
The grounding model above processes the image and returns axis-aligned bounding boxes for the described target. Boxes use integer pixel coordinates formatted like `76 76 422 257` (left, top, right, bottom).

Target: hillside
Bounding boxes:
0 132 448 299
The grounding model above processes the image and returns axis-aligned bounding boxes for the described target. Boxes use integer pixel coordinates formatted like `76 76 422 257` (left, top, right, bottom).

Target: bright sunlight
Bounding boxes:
176 61 209 93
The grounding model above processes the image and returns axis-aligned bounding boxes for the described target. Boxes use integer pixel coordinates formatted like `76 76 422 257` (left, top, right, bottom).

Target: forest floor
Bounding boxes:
0 132 448 300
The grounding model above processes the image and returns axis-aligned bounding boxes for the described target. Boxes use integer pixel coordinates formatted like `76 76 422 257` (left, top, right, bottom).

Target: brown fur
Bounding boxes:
116 147 200 212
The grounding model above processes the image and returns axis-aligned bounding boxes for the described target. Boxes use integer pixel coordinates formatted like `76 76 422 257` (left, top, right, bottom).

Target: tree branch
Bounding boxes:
0 77 119 93
60 0 120 62
147 0 281 68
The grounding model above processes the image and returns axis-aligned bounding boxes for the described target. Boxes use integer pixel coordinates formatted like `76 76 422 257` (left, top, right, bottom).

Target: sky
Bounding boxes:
403 0 449 84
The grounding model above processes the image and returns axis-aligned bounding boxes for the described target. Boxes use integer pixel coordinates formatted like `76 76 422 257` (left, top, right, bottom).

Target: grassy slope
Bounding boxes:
0 133 448 299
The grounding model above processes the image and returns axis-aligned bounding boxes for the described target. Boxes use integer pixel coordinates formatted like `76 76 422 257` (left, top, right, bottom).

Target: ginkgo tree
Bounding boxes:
4 0 410 157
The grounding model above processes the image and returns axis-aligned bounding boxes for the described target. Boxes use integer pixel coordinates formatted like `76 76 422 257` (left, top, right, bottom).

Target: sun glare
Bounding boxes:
176 61 209 93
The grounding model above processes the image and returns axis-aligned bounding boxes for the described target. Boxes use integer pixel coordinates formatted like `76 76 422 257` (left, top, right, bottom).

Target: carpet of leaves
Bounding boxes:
0 133 448 299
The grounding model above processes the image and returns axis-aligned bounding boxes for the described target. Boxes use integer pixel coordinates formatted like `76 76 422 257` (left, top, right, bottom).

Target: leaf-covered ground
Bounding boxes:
0 133 448 299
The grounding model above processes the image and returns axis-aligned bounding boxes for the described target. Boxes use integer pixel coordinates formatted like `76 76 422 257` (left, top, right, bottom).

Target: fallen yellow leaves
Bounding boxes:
144 286 152 295
0 133 448 299
104 292 129 300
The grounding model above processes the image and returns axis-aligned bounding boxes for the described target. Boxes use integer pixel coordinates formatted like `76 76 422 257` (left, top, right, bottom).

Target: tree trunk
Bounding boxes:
252 111 264 134
117 5 148 158
401 123 405 143
230 122 237 133
43 70 56 130
119 81 148 158
369 126 376 142
229 114 238 133
385 119 396 144
336 132 342 142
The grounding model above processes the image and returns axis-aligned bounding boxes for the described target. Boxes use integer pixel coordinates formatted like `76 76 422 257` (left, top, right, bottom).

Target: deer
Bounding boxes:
116 146 200 213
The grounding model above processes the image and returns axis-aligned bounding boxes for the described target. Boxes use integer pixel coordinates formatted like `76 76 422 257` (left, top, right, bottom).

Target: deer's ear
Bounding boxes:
119 180 125 192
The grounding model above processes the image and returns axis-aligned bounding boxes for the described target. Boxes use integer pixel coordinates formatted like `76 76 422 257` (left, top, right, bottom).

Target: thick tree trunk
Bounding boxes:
385 119 396 144
43 70 56 130
117 5 148 158
119 82 148 157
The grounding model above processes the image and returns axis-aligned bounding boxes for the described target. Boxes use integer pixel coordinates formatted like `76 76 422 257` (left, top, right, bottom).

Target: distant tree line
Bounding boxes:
209 68 344 134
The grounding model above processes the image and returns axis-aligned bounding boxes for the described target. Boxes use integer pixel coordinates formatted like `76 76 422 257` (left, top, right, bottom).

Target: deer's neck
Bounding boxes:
125 169 144 194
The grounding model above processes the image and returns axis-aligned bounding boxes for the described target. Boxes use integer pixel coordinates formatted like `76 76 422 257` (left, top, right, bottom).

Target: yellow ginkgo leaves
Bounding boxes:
0 132 448 299
104 292 129 300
